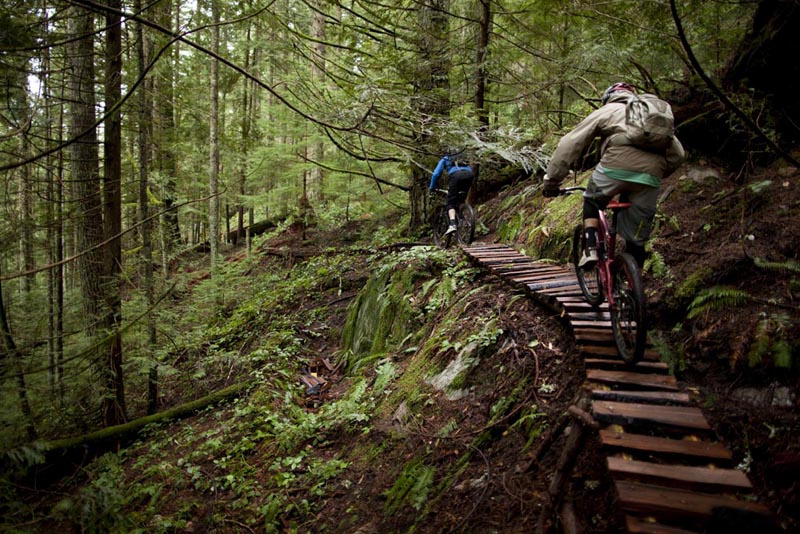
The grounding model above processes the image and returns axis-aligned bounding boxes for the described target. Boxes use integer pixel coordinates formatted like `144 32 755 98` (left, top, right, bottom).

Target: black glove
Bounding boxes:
542 187 559 198
542 176 560 197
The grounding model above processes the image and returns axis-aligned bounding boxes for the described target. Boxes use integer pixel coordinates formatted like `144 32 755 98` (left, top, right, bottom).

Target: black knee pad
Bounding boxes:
627 243 647 268
582 199 600 220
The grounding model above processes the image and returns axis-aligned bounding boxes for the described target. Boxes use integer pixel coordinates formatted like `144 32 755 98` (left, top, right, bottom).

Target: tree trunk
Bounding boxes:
208 0 221 269
309 3 326 201
0 264 37 441
23 381 253 478
410 0 451 229
474 0 491 129
68 7 104 328
102 0 126 426
55 60 66 399
135 0 159 415
19 134 34 293
152 0 181 267
42 4 64 398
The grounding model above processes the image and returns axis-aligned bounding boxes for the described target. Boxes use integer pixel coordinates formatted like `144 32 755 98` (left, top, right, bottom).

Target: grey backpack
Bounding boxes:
622 94 674 151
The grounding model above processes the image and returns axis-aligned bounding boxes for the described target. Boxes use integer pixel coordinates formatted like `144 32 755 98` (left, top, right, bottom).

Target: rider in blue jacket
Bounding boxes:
429 151 474 235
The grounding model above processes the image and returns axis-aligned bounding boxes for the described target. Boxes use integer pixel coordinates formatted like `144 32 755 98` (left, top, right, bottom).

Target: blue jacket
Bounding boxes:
429 156 473 190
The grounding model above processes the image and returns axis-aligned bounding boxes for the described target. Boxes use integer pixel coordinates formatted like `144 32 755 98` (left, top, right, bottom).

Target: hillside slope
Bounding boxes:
3 160 798 533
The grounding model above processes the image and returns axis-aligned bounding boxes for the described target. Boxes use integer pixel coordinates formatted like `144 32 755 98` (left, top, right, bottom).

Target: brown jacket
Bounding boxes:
546 92 685 185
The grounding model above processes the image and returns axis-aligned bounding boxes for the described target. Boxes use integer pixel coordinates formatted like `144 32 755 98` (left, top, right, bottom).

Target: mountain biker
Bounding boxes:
542 82 685 268
429 149 475 235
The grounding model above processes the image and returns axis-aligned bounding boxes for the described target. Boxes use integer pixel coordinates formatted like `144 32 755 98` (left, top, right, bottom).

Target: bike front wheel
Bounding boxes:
572 224 603 306
456 203 475 245
432 208 452 248
611 252 647 365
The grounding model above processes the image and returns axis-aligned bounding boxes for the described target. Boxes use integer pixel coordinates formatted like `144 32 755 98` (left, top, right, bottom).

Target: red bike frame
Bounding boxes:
594 198 632 309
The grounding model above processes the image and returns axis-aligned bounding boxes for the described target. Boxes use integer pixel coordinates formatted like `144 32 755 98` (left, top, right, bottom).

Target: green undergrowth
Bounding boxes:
7 241 530 532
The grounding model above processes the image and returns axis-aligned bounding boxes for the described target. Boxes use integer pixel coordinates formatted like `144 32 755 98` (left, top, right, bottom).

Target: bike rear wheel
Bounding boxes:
572 224 603 306
611 252 647 364
432 208 452 248
456 203 475 245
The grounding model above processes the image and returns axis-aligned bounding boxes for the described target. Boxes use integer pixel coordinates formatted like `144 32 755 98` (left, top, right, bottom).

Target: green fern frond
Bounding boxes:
383 459 436 514
754 257 800 273
748 317 771 367
687 286 752 319
773 340 794 368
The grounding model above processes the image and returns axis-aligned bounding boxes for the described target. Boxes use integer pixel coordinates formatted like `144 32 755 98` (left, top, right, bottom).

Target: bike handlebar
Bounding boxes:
559 186 586 195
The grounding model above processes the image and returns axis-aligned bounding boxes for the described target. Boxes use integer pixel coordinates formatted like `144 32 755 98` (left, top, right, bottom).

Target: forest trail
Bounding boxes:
461 243 778 534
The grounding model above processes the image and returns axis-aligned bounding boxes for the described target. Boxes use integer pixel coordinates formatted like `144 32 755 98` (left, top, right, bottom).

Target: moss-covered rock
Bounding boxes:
484 175 586 262
341 249 450 372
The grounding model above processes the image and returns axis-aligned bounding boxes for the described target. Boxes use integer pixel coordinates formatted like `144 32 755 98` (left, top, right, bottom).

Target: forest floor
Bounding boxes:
227 158 800 531
647 159 800 530
9 160 799 533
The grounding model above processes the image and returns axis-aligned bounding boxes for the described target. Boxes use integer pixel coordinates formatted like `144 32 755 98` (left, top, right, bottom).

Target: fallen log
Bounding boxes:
227 219 277 243
6 380 253 481
536 395 591 534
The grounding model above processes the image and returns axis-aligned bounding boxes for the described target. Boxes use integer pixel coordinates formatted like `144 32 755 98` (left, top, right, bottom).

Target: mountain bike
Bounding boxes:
558 186 647 364
431 189 475 248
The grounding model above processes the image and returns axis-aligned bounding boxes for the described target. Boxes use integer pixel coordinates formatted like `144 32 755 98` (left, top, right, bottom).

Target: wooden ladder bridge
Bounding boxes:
461 243 776 534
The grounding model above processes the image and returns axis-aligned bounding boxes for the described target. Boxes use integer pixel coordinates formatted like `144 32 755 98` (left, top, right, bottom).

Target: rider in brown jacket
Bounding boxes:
542 82 685 268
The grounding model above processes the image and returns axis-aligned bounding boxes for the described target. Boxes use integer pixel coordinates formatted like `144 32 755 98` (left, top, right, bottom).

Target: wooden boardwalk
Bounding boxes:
462 243 776 534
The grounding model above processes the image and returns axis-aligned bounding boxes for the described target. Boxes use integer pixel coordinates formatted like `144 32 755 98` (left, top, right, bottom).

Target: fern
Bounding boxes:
687 286 752 319
748 316 771 367
383 459 436 514
754 257 800 274
748 313 794 368
773 340 793 368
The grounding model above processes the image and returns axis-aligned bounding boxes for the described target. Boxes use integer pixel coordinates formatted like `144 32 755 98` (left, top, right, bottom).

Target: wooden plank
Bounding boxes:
580 344 621 356
588 369 678 390
472 254 533 265
494 266 560 275
562 301 609 311
463 246 513 252
599 429 732 460
585 358 669 372
539 288 584 297
512 271 573 282
575 348 667 360
607 457 752 492
471 252 529 259
614 481 772 520
481 257 533 264
481 257 534 264
466 248 524 254
625 515 701 534
527 279 578 291
580 345 660 362
571 320 613 329
592 389 691 406
511 274 573 286
593 401 710 430
573 329 615 342
557 295 598 303
568 311 612 321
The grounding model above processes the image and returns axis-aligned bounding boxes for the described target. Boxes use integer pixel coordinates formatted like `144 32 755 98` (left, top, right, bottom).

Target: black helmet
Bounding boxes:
600 82 635 105
445 146 466 166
